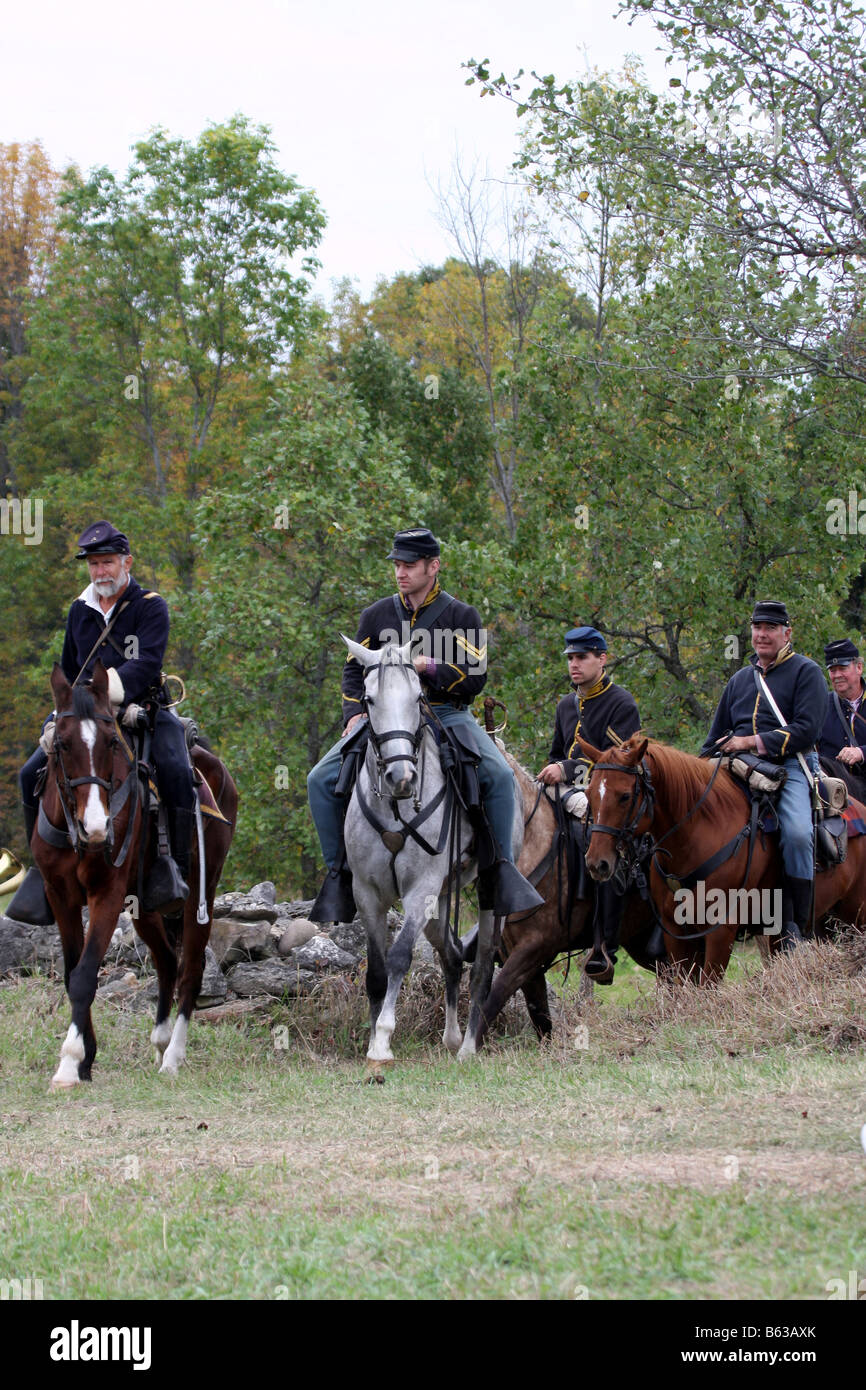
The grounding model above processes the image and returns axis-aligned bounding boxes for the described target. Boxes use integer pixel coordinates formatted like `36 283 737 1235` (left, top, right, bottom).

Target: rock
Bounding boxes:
328 920 367 958
96 970 140 1003
226 960 317 998
247 881 277 907
212 890 278 923
275 898 317 920
209 915 280 965
276 918 319 955
195 945 229 1011
287 935 359 974
194 998 273 1023
196 946 228 1007
0 918 62 973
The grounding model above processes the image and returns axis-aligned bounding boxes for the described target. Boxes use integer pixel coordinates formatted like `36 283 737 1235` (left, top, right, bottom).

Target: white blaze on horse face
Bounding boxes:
79 720 109 841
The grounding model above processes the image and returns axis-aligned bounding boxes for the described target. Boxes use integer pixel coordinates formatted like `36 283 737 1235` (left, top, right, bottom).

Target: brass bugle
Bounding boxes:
162 675 187 708
0 847 25 896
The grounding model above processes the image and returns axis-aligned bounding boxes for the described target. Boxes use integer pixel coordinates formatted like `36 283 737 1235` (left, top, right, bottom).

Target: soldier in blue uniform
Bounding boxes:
538 626 642 982
818 638 866 797
7 521 195 926
306 527 543 923
700 600 826 947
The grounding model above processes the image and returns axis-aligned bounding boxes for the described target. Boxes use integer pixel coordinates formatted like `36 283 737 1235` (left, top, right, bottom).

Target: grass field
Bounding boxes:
1 935 864 1302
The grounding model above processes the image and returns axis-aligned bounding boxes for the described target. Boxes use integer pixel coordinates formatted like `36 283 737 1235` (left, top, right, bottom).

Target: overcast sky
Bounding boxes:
3 0 670 300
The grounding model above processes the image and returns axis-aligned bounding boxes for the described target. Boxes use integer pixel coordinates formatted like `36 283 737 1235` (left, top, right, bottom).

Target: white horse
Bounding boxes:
342 636 522 1079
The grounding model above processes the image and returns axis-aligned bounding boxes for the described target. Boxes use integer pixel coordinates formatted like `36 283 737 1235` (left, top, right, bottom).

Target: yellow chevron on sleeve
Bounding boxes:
443 664 466 692
606 726 623 746
454 633 487 661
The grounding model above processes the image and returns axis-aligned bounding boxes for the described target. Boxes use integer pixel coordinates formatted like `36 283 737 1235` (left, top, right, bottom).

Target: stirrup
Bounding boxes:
5 866 55 926
584 942 616 985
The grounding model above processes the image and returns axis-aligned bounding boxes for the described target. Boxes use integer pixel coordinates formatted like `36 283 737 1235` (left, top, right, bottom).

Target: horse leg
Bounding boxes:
134 909 179 1065
51 885 123 1088
159 902 211 1077
473 934 553 1049
423 894 464 1054
50 895 89 1089
700 926 735 985
366 888 428 1071
352 881 392 1074
458 908 498 1058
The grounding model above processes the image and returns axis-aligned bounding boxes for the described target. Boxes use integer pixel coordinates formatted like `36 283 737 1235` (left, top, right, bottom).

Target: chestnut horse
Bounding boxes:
37 662 237 1087
468 752 661 1047
582 734 866 982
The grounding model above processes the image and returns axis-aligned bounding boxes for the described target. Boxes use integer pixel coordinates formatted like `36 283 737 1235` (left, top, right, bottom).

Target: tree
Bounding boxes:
18 116 326 605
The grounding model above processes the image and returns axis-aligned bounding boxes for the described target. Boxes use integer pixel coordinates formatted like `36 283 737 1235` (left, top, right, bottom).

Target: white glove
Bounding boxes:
563 789 588 819
39 720 56 754
122 704 144 728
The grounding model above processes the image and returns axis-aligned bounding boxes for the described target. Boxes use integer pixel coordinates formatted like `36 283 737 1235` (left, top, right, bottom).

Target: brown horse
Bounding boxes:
582 734 866 982
469 752 660 1047
36 661 237 1088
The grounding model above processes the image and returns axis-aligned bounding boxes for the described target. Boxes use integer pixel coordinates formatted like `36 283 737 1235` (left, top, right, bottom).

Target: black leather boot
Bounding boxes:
585 880 626 984
5 805 54 926
779 875 813 952
143 807 191 916
310 867 357 924
477 860 544 916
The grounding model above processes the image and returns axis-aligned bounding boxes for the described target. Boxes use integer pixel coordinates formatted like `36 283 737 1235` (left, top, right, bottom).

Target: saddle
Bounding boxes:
336 714 499 864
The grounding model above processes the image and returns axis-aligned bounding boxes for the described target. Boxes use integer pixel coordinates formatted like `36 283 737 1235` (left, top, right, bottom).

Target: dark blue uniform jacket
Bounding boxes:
701 647 826 760
60 577 168 708
818 679 866 764
549 677 641 784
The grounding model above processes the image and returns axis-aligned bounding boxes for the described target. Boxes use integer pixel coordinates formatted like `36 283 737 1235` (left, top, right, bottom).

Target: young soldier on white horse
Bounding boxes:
306 527 542 924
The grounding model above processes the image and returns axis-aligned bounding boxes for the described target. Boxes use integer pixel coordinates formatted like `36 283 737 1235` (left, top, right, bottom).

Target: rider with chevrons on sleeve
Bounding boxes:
700 599 826 950
817 638 866 798
6 520 196 928
306 526 543 924
537 626 641 983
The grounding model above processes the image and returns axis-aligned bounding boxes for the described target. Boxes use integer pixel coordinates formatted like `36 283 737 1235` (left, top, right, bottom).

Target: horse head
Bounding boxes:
49 660 119 850
582 735 652 881
342 635 423 800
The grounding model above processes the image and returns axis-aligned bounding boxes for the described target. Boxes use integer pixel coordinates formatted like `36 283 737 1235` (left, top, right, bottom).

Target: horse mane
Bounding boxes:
641 739 745 822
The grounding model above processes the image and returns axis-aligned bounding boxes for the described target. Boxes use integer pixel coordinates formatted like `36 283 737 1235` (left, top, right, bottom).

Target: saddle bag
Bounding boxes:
816 812 847 869
725 752 787 795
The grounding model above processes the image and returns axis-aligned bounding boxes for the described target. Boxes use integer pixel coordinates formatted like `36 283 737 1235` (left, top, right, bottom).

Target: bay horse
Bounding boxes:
463 751 661 1049
36 661 237 1087
582 734 866 982
341 636 519 1078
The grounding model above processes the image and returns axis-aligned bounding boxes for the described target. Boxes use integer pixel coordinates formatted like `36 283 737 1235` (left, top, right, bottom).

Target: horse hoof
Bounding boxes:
364 1058 393 1083
49 1075 79 1092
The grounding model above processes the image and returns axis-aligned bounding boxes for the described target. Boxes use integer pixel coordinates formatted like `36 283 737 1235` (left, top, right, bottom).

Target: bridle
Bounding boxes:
586 756 657 874
47 703 139 866
363 654 425 806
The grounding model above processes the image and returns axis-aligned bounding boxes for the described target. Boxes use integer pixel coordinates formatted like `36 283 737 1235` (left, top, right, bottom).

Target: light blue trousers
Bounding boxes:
776 752 817 878
306 705 518 869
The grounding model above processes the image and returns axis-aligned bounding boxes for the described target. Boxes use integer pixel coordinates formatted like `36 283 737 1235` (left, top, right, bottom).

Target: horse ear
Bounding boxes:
621 736 649 764
50 663 72 706
341 634 378 668
91 660 109 701
575 735 603 763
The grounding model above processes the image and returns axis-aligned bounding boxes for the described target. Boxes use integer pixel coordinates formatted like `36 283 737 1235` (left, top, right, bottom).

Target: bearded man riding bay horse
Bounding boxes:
7 520 196 928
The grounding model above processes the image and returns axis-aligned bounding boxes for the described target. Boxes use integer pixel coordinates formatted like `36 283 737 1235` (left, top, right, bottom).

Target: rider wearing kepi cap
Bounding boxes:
537 625 641 982
700 599 826 949
306 526 543 923
818 638 866 797
6 520 196 926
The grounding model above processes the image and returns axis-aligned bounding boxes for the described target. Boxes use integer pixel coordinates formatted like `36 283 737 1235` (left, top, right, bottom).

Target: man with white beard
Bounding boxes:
6 520 195 926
